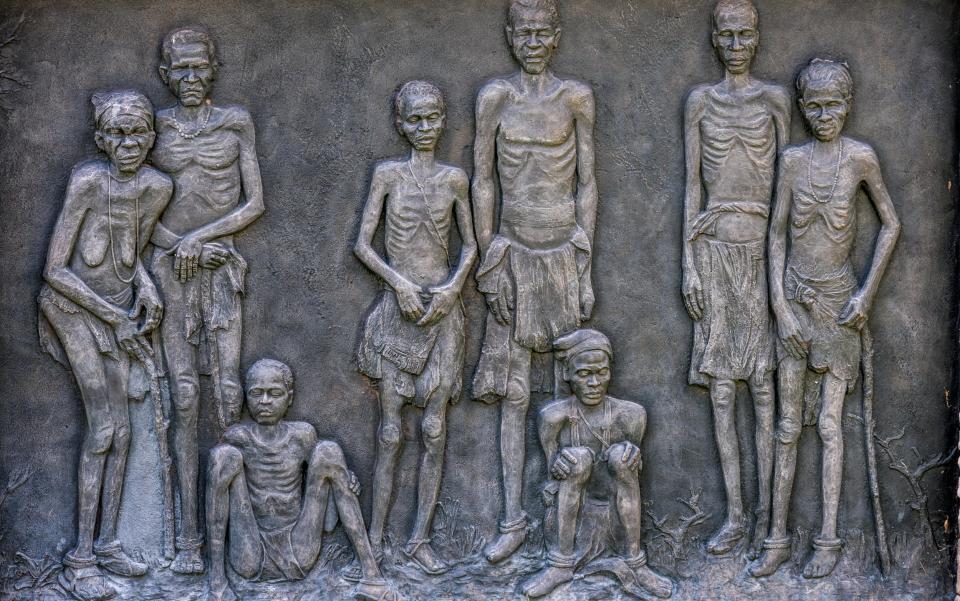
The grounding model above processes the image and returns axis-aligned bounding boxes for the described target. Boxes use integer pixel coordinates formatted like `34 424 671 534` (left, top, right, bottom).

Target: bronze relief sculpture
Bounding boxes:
681 0 790 558
149 26 265 575
750 58 900 580
471 0 598 564
355 80 476 575
9 1 948 600
39 90 171 601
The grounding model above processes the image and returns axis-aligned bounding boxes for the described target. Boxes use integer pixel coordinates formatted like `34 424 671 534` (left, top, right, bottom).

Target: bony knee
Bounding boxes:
504 382 529 411
378 424 402 449
112 423 131 452
310 440 346 472
606 443 639 478
208 444 243 478
817 418 842 445
422 416 444 442
173 374 200 412
85 424 116 454
776 418 802 445
564 447 595 479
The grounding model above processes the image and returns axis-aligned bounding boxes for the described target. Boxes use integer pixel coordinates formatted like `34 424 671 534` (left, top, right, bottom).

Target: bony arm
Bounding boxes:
681 89 706 320
353 164 425 322
572 84 598 247
768 153 807 359
839 149 901 329
419 172 478 327
471 84 504 256
43 169 127 326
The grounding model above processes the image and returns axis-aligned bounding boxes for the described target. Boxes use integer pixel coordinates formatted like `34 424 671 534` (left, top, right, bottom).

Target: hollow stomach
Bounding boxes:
707 212 767 243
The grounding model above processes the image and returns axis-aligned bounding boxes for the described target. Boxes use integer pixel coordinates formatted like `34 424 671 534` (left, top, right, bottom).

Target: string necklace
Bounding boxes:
807 138 843 204
574 398 611 454
107 169 140 284
173 105 211 139
407 161 449 257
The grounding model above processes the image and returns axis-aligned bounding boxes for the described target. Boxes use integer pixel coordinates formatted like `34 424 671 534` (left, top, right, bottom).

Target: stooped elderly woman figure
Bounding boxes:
750 59 900 579
39 90 172 600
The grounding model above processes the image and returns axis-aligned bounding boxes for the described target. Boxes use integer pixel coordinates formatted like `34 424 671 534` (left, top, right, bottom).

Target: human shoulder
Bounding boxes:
780 143 807 169
560 78 594 106
761 82 792 114
684 84 712 116
478 76 513 101
287 421 319 445
539 396 573 424
69 160 107 187
438 163 469 187
138 165 173 192
216 104 254 130
222 422 254 446
608 396 646 420
373 159 405 183
843 136 878 162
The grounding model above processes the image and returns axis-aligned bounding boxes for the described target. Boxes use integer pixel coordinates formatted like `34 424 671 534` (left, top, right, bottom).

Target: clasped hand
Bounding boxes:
395 279 459 326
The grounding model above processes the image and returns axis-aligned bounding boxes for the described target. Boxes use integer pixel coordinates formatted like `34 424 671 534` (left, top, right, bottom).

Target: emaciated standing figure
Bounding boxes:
355 81 477 574
750 58 900 579
681 0 790 556
472 0 598 563
150 26 265 574
40 90 171 601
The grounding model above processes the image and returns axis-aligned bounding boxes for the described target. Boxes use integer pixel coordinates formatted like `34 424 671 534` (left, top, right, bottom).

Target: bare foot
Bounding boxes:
634 565 673 599
706 520 746 555
95 543 148 577
483 529 526 564
207 579 237 601
355 579 404 601
59 557 117 601
747 511 769 560
171 547 205 575
803 540 841 579
521 566 574 598
404 541 449 575
748 540 791 578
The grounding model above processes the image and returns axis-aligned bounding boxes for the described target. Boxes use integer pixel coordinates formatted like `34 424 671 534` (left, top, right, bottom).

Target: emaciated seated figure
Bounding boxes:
205 359 403 601
522 330 673 599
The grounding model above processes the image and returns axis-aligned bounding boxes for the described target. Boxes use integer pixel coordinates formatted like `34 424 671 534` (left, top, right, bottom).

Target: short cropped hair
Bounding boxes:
160 26 219 73
713 0 758 29
508 0 561 28
246 358 294 392
395 80 446 120
797 58 854 101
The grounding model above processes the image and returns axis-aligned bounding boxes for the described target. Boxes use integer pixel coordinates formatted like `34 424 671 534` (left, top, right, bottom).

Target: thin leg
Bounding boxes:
96 355 132 544
749 357 805 577
206 444 260 600
707 378 746 554
214 318 243 427
368 363 406 554
748 372 776 556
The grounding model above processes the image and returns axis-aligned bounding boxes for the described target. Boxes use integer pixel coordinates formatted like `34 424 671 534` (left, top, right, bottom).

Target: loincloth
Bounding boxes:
472 230 592 403
151 245 246 372
779 262 860 387
254 522 307 582
688 235 775 386
37 284 148 399
357 289 464 406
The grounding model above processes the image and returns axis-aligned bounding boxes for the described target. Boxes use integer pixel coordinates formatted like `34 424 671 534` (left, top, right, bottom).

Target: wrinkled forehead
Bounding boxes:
801 78 848 101
245 367 288 390
569 349 611 370
509 9 557 31
168 41 212 66
714 8 758 31
401 93 444 118
99 111 152 131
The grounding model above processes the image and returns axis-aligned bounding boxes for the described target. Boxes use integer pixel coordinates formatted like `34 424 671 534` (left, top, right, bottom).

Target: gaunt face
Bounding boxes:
398 94 445 152
506 10 560 75
712 9 759 75
245 368 292 425
164 42 215 107
567 350 611 407
800 81 849 142
96 113 155 175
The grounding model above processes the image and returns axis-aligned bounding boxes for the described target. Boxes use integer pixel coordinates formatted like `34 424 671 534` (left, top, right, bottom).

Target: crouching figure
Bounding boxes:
206 358 402 601
522 329 673 599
